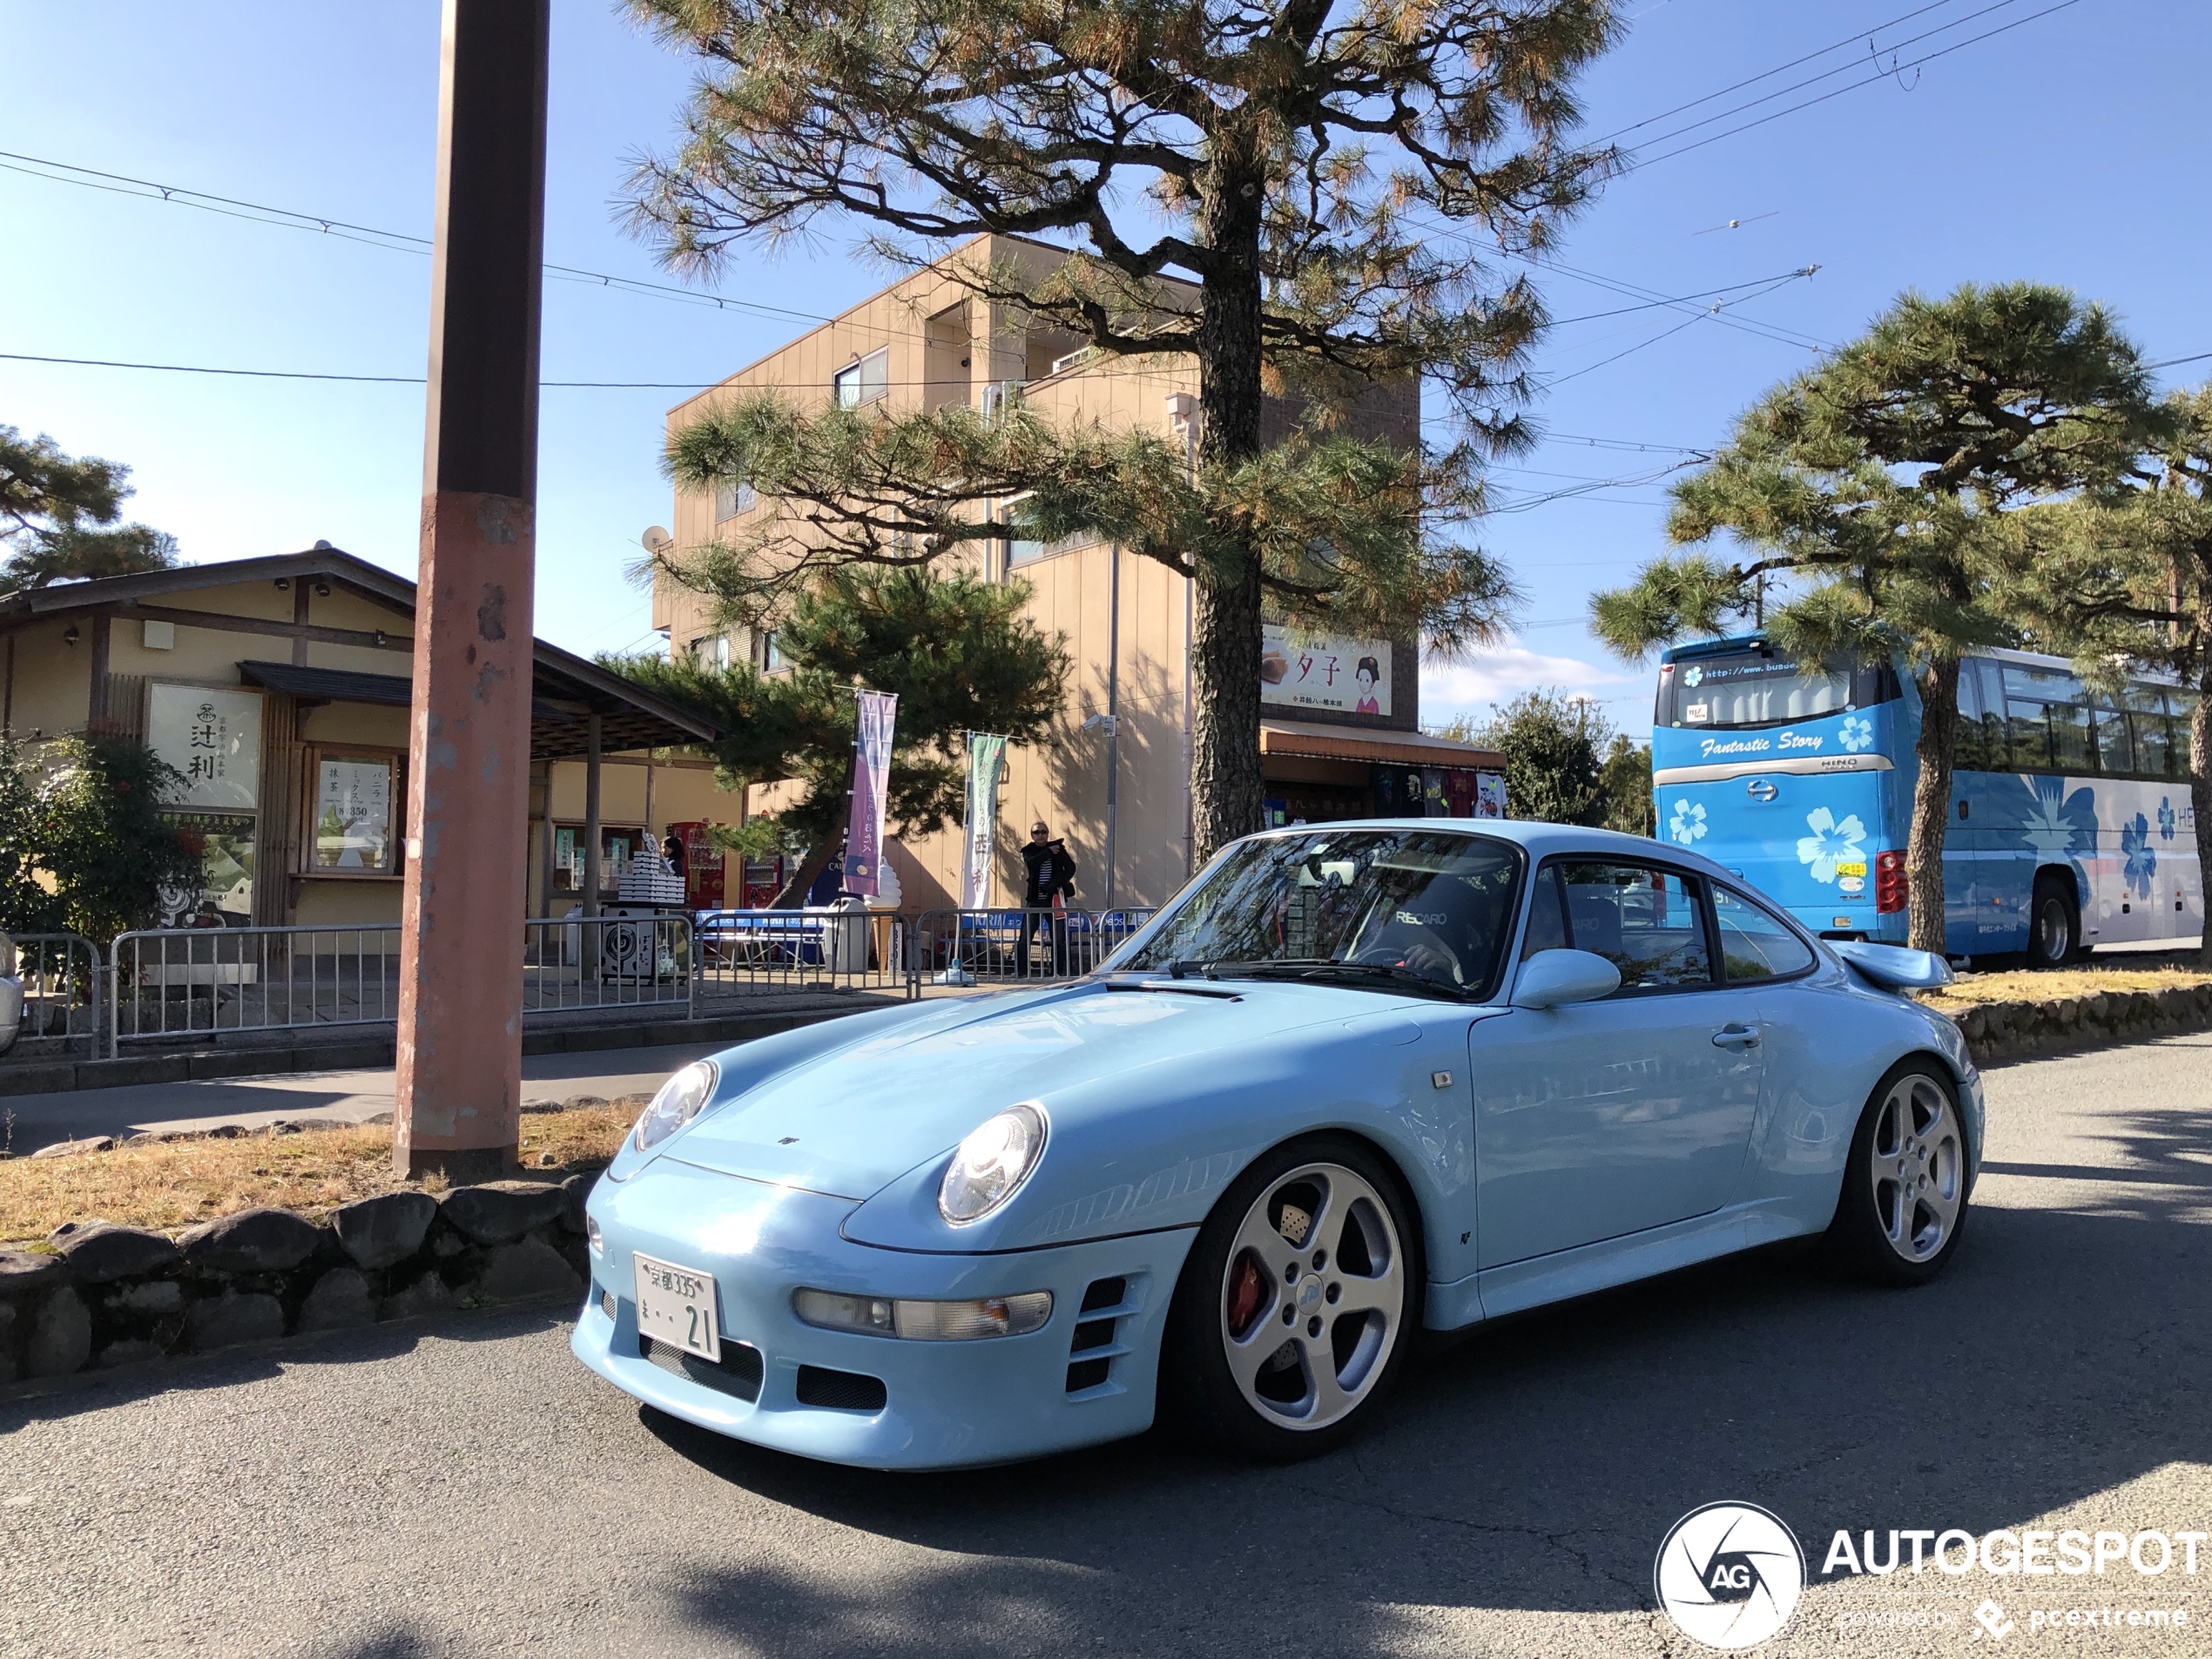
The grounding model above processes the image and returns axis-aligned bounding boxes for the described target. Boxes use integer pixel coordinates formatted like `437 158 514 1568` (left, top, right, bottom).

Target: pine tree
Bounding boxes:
2003 385 2212 965
622 0 1619 862
611 564 1068 904
0 424 179 595
1592 283 2161 953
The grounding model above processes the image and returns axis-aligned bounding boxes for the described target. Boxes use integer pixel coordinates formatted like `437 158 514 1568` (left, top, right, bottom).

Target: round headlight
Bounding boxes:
632 1061 718 1152
938 1103 1048 1224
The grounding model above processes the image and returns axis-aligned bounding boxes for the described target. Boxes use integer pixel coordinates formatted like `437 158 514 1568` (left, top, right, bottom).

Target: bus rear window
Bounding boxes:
1659 651 1894 731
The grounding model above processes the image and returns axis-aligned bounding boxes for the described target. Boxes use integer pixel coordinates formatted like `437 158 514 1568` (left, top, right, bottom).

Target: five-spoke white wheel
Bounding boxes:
1829 1062 1971 1285
1219 1162 1406 1433
1163 1137 1421 1458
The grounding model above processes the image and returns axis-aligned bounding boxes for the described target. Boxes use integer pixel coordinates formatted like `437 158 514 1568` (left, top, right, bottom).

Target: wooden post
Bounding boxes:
393 0 551 1182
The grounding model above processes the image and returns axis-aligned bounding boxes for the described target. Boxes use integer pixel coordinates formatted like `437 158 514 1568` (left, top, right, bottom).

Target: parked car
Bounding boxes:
574 820 1979 1468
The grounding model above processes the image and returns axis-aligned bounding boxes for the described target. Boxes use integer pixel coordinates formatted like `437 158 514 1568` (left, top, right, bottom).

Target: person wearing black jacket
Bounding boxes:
1016 820 1077 977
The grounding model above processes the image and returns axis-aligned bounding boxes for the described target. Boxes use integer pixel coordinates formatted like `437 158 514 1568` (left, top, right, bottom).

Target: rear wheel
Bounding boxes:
1159 1136 1421 1460
1826 1062 1969 1285
2027 871 2080 968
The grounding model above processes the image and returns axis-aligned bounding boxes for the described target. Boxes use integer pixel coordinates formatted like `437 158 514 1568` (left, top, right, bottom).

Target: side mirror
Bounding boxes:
1511 948 1622 1009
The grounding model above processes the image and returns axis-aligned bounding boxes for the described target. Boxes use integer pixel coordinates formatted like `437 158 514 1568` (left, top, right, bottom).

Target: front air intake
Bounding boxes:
639 1335 765 1402
796 1365 888 1413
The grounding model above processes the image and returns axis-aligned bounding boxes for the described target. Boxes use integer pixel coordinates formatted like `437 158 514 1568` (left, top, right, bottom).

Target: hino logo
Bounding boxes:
1746 779 1779 802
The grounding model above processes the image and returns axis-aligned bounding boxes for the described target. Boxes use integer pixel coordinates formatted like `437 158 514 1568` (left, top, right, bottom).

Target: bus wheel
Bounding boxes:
2027 872 2080 969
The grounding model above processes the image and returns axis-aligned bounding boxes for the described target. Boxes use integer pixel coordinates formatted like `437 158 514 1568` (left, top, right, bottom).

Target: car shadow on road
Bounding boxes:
0 1304 574 1428
637 1183 2212 1656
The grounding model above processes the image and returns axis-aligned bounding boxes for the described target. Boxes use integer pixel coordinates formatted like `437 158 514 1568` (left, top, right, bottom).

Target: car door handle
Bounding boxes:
1711 1023 1762 1049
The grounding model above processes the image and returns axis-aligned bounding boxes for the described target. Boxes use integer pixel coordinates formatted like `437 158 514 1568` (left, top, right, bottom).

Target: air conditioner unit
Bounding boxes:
979 380 1024 422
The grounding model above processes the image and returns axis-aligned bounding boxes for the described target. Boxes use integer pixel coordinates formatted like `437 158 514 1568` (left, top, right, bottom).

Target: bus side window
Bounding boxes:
1953 662 1986 771
2003 669 2054 771
2170 690 2201 779
2094 691 2134 776
1967 660 2007 772
2128 685 2175 780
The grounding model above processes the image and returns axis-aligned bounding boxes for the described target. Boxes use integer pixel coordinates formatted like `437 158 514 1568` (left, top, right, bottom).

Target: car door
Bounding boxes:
1470 858 1767 1269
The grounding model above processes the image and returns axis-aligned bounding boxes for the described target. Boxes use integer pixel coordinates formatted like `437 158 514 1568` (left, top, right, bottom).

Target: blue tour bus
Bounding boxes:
1650 636 2204 965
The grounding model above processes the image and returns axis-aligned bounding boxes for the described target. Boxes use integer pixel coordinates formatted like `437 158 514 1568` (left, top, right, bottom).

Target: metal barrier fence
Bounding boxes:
109 915 696 1053
522 914 694 1020
693 906 910 996
110 923 404 1055
912 907 1157 990
4 933 103 1055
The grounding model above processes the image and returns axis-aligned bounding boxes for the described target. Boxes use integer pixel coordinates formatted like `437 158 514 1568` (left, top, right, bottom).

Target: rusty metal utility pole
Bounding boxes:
394 0 550 1181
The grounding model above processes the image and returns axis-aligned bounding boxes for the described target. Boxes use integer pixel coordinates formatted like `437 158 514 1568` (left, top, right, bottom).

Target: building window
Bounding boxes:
713 480 756 521
833 348 889 409
753 631 786 673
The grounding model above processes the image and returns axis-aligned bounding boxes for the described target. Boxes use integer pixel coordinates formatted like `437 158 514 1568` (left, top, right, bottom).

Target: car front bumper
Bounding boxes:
573 1153 1199 1469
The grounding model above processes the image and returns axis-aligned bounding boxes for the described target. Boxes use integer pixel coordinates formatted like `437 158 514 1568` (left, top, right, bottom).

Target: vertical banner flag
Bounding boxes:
843 691 898 897
961 732 1007 909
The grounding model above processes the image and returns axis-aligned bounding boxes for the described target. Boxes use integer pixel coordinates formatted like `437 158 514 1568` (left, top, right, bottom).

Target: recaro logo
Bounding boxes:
1654 1502 1807 1649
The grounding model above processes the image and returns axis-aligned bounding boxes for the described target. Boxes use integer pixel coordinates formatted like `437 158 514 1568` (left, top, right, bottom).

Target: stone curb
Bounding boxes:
0 1170 603 1392
1930 981 2212 1067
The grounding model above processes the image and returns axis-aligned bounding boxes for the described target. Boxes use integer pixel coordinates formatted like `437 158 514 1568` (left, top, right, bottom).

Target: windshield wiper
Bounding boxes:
1217 960 1469 1000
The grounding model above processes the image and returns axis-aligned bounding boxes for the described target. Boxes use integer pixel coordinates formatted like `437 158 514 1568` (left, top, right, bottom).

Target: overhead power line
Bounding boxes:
1590 0 1983 145
1622 0 2087 173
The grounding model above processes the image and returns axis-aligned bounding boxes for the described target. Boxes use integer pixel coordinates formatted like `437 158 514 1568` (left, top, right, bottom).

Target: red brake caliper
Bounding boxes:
1227 1251 1265 1337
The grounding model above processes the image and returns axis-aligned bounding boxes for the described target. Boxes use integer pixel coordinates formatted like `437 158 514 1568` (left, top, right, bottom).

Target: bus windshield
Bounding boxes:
1660 650 1896 732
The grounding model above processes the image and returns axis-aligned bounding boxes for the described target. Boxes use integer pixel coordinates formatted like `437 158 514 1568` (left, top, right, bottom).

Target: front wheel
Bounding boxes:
2027 872 2080 968
1825 1062 1970 1285
1158 1137 1422 1460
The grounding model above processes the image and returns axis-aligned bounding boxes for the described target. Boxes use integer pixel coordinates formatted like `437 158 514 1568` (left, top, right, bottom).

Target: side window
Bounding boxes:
1520 866 1568 958
1554 862 1712 991
1714 887 1817 982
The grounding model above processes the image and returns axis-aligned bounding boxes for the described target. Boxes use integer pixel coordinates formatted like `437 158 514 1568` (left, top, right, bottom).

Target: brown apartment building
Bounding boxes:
654 235 1505 912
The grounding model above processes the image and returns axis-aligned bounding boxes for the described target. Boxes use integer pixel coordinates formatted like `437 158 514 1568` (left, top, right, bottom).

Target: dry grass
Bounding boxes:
0 1106 635 1249
1920 963 2212 1010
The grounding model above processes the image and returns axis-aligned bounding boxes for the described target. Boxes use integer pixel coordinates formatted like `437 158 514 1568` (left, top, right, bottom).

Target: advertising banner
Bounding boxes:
843 690 898 897
1258 625 1392 716
961 732 1007 909
147 685 262 810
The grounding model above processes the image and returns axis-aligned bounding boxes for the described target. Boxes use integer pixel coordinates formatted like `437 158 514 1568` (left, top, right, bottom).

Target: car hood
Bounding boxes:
663 981 1392 1200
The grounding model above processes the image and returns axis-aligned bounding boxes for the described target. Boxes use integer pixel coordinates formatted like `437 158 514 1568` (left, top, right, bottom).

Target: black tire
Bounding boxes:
1157 1134 1424 1461
1825 1059 1971 1286
2027 871 2080 969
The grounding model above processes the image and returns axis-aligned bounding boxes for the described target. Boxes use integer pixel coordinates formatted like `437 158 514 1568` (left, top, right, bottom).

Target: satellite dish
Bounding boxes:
640 525 673 554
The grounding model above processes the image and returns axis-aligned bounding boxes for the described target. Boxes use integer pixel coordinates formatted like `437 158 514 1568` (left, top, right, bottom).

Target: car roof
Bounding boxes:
1237 818 1734 879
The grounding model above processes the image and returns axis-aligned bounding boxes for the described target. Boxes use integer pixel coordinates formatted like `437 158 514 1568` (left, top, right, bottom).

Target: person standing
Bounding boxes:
1017 820 1077 977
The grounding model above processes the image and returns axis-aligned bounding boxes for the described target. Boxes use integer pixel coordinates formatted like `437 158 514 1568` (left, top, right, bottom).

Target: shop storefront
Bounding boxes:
1258 718 1507 828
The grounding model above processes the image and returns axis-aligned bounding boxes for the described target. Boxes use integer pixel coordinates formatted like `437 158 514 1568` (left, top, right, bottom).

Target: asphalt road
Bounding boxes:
4 1034 2209 1659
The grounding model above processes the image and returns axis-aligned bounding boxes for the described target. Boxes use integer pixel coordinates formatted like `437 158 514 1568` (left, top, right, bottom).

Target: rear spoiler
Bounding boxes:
1831 940 1954 994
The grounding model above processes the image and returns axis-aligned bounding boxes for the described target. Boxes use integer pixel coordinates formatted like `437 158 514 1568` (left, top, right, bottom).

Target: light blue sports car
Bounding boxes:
574 820 1981 1468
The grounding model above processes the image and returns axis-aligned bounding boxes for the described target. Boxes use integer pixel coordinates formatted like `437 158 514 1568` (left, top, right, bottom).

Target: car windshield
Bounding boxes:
1120 829 1521 997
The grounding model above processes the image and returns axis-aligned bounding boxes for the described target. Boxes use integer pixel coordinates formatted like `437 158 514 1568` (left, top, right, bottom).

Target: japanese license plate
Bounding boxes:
633 1252 719 1360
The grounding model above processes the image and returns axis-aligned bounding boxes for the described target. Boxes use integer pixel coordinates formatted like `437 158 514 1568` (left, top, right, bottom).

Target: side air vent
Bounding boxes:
796 1365 888 1413
639 1335 765 1402
1067 1276 1131 1395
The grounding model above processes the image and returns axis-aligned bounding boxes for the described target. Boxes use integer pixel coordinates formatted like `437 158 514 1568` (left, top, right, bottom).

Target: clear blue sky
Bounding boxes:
3 0 2206 735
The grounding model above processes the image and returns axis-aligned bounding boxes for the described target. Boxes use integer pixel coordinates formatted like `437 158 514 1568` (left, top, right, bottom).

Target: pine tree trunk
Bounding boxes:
1905 657 1960 955
1186 138 1268 867
2193 577 2212 970
772 792 853 909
